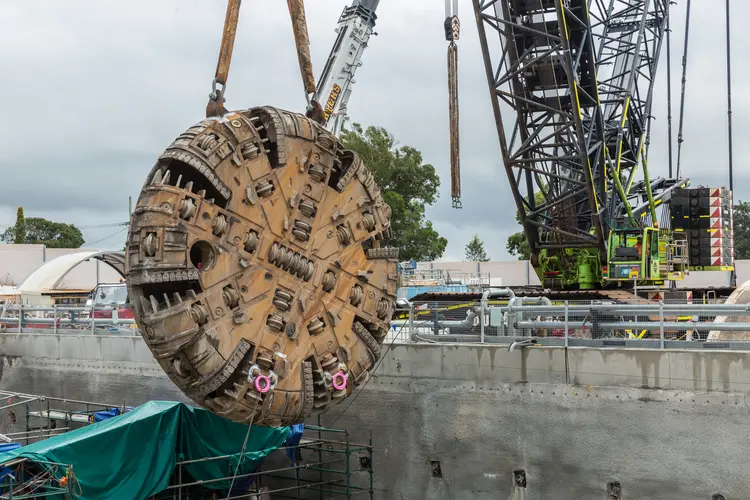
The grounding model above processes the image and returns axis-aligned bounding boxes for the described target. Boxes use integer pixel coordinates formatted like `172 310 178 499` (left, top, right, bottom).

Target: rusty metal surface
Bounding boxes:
206 0 242 118
447 41 460 209
287 0 316 94
214 0 242 87
125 106 398 426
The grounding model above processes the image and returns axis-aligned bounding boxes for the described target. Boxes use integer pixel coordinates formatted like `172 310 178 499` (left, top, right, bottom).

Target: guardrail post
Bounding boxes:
480 300 485 344
564 300 569 348
18 304 23 333
659 300 665 349
408 303 415 342
90 307 96 335
52 305 57 335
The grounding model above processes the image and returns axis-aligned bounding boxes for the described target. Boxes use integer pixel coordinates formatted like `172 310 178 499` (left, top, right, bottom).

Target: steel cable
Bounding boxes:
224 397 260 499
675 0 692 178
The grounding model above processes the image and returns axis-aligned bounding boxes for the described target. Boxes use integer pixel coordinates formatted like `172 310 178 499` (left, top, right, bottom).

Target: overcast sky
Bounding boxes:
1 0 748 261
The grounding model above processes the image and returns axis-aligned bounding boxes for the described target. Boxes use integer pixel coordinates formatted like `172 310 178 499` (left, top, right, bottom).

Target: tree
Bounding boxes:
506 191 545 260
465 235 490 261
1 217 84 248
13 207 25 244
341 123 447 261
506 231 531 260
734 201 750 259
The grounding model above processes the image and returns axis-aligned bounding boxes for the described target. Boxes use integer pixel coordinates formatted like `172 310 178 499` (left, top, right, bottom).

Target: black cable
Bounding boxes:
78 222 129 229
675 0 692 179
82 227 128 248
726 0 736 288
725 0 734 193
666 9 673 178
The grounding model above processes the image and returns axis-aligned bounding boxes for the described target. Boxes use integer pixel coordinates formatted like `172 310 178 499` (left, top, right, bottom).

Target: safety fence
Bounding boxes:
385 298 750 350
8 299 750 352
0 305 136 334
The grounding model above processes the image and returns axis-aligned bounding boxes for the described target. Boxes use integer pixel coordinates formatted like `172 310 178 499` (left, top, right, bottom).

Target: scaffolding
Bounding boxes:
0 390 129 446
0 406 374 500
152 419 374 499
0 391 130 499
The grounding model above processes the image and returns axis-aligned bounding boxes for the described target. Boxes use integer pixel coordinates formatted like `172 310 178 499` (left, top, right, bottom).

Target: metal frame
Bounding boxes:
0 390 128 445
0 398 373 499
0 304 136 334
472 0 671 262
151 420 374 499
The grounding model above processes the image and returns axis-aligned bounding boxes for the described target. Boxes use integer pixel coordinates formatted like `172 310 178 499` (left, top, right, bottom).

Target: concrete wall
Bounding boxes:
2 334 750 499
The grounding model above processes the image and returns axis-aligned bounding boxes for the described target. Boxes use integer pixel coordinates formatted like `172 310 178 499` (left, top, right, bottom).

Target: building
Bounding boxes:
0 244 124 305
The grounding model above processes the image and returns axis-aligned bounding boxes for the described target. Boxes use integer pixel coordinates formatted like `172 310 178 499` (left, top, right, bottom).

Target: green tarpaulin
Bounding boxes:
0 401 290 499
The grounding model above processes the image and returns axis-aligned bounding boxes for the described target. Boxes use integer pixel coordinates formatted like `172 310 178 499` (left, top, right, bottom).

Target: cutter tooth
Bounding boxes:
185 181 194 192
152 170 163 185
162 170 171 185
149 295 160 312
140 296 152 313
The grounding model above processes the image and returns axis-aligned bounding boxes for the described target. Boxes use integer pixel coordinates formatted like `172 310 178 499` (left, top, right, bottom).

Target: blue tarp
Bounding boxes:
92 407 133 422
0 444 20 454
285 424 305 464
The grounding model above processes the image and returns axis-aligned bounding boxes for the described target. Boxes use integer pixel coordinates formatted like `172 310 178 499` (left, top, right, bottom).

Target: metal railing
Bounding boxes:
399 269 491 287
8 299 750 352
0 304 136 334
387 298 750 350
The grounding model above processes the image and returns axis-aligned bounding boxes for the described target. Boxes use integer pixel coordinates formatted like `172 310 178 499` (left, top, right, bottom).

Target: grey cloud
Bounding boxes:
1 0 749 260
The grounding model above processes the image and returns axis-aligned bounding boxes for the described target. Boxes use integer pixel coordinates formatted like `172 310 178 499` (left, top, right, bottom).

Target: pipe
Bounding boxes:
508 296 552 337
515 320 750 332
434 288 516 333
494 304 750 314
480 288 515 341
436 307 480 329
508 339 536 352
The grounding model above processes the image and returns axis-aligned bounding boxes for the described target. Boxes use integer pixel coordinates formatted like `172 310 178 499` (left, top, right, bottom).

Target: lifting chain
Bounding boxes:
445 0 461 209
206 0 242 117
206 0 321 122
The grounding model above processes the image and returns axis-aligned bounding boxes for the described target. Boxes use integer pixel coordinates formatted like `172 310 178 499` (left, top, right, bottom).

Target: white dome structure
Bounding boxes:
18 251 125 293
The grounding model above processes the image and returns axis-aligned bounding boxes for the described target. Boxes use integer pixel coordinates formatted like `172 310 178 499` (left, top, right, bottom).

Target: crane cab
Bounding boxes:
604 228 688 286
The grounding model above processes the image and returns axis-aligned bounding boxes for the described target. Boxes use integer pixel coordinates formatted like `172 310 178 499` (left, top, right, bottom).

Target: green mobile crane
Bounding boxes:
472 0 732 289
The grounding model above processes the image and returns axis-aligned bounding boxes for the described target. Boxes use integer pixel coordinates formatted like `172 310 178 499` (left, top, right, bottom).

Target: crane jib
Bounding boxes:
324 84 342 121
